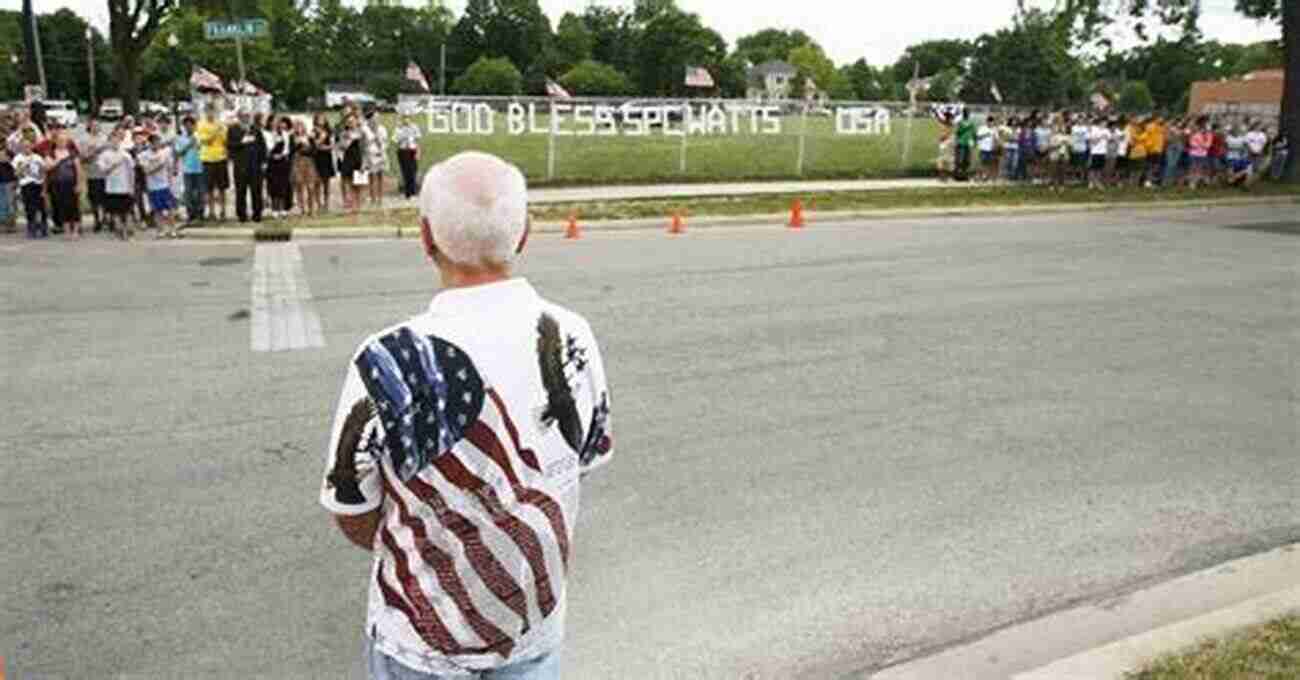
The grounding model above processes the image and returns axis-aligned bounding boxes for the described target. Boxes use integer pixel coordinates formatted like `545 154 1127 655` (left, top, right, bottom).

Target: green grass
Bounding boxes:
273 181 1300 231
376 113 943 186
1126 616 1300 680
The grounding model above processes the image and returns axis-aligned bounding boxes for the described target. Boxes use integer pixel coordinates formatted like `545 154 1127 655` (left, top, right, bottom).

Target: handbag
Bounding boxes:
353 169 369 187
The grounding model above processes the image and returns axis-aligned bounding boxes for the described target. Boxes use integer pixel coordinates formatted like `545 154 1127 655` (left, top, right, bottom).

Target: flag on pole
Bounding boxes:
190 65 225 93
990 82 1003 103
684 66 715 88
405 61 430 92
545 78 571 98
231 79 265 96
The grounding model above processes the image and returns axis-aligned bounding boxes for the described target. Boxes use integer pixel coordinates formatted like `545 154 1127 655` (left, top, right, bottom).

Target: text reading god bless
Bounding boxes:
425 102 892 137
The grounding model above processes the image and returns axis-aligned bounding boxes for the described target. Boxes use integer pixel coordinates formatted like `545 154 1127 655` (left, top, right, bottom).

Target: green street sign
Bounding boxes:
204 19 269 41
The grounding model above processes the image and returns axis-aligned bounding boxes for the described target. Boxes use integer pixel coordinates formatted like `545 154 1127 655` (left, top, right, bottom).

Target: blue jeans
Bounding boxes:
0 181 13 225
1163 143 1184 185
365 637 561 680
183 172 207 221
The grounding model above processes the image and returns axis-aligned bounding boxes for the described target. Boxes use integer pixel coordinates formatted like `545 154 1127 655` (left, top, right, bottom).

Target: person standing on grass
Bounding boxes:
1087 116 1110 190
1164 118 1188 187
312 114 336 213
320 151 613 680
140 133 178 238
975 116 996 184
953 109 976 182
175 116 206 226
1208 122 1227 185
98 129 136 239
266 116 294 219
394 114 422 200
196 106 229 222
1069 113 1090 184
1187 118 1213 189
1245 123 1268 177
363 106 390 209
228 111 267 224
999 116 1018 182
79 118 109 232
1049 119 1071 192
1224 124 1253 187
339 114 365 215
291 119 320 219
0 144 15 233
14 142 48 238
47 132 83 239
1143 115 1166 188
1268 131 1289 181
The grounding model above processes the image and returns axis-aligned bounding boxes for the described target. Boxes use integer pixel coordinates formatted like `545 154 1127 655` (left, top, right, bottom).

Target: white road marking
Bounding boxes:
250 243 325 352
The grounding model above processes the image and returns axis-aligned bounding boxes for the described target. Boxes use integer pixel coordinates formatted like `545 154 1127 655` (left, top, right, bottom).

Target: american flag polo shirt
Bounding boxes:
320 278 613 675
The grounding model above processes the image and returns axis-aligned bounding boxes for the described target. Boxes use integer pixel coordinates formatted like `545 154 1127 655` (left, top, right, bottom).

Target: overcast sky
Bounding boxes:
3 0 1282 67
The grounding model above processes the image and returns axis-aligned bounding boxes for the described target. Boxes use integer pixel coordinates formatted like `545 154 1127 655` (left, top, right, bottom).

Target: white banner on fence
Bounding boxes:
418 100 893 138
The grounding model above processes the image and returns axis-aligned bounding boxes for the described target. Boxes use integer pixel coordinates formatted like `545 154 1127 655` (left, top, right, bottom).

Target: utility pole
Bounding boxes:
29 2 47 94
86 29 97 115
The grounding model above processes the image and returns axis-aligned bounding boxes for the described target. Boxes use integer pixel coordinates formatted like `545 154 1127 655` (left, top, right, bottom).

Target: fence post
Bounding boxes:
679 101 688 175
547 100 557 181
902 103 915 169
796 103 808 177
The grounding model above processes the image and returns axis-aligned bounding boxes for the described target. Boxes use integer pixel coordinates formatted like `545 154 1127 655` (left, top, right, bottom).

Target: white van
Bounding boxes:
99 98 124 122
45 100 79 127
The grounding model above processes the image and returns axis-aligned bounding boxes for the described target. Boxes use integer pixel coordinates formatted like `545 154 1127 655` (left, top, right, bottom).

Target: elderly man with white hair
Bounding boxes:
321 152 614 680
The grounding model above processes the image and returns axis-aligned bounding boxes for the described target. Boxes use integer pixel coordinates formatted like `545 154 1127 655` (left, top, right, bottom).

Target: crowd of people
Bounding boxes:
0 99 427 240
936 109 1291 191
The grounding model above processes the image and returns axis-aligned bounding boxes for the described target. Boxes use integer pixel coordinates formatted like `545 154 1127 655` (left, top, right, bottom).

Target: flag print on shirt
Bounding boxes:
353 327 574 661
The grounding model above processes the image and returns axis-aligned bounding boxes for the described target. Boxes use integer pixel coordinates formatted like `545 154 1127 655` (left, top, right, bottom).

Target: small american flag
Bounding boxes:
684 66 714 89
190 65 225 93
990 82 1003 103
406 62 430 92
545 79 570 98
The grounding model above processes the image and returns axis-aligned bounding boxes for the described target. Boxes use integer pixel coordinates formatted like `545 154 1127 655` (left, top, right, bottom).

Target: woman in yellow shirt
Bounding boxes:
1126 118 1147 186
195 107 229 221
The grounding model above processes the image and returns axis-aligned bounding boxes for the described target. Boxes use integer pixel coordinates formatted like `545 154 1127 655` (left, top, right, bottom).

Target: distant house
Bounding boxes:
1188 69 1283 119
746 60 798 100
324 83 376 110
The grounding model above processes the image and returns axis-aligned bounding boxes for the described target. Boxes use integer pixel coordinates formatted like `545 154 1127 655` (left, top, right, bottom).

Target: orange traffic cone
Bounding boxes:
788 199 806 229
668 211 686 235
565 213 581 239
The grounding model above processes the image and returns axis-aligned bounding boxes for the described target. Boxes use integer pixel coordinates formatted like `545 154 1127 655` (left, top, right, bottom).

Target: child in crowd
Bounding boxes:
976 116 997 183
140 133 178 238
0 144 15 232
13 142 48 238
99 129 137 239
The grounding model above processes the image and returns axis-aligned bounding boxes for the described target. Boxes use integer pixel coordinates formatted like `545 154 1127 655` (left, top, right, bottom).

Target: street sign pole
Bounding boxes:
235 34 247 85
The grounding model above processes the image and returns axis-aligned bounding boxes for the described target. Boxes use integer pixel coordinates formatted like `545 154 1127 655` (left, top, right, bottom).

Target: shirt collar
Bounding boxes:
427 277 537 319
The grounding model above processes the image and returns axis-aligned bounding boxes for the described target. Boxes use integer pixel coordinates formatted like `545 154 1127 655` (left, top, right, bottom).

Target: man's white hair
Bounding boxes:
419 152 528 268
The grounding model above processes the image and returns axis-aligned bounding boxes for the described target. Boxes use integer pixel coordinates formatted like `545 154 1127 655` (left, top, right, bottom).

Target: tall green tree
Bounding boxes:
633 6 724 96
787 43 835 98
554 12 594 74
890 39 974 86
107 0 180 114
734 28 816 66
961 7 1085 106
581 5 637 76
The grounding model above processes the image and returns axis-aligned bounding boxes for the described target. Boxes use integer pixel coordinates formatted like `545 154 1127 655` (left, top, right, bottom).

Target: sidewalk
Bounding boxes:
871 543 1300 680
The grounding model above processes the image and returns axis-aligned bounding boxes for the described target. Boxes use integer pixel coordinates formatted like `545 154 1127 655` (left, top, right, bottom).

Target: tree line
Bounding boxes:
1 1 1291 129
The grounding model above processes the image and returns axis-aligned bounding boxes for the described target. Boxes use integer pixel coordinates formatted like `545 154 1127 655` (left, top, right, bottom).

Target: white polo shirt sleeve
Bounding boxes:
319 358 386 516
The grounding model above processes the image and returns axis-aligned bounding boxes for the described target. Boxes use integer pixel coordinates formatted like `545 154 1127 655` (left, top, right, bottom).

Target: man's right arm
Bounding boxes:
320 361 386 548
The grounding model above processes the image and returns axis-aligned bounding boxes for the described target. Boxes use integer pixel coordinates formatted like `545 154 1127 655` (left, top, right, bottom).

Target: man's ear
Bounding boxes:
517 216 531 255
419 217 437 261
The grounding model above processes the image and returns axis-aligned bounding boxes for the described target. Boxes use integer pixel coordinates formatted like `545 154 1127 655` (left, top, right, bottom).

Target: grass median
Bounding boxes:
240 182 1300 235
1125 615 1300 680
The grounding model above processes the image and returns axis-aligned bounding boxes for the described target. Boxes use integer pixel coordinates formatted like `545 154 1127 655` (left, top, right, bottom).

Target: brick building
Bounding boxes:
1188 69 1284 119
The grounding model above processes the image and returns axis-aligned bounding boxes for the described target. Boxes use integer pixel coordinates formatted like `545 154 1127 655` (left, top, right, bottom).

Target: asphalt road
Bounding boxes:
2 204 1298 680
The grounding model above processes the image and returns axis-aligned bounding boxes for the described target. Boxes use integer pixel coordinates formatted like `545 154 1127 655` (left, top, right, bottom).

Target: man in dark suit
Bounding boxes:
226 111 266 223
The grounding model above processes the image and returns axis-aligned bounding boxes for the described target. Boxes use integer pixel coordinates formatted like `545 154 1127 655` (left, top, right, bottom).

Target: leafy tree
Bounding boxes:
633 6 724 96
107 0 180 114
926 67 962 102
842 59 884 100
1117 80 1155 112
890 39 974 87
447 0 491 78
452 55 522 95
554 12 593 74
559 59 631 96
734 28 816 67
581 5 637 76
485 0 553 78
787 43 835 98
827 69 855 101
961 7 1085 106
715 53 749 98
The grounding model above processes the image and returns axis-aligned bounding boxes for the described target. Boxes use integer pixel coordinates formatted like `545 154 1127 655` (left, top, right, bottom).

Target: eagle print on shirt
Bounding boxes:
327 398 381 506
536 313 612 466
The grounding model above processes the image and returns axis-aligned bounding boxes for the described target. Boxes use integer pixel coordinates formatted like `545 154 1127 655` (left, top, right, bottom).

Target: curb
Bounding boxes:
870 542 1300 680
177 195 1300 242
1014 584 1300 679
